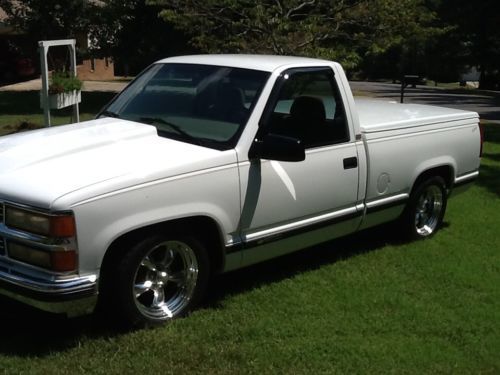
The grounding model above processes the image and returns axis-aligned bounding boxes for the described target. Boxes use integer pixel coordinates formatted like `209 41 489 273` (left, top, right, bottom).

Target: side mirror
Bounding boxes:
249 133 305 162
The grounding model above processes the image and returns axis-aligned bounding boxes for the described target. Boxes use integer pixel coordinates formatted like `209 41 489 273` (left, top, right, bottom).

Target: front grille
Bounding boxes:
0 203 4 256
0 203 5 256
0 236 5 256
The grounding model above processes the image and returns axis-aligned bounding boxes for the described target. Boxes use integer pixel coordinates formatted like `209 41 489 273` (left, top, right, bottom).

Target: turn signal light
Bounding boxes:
50 250 77 272
49 215 76 237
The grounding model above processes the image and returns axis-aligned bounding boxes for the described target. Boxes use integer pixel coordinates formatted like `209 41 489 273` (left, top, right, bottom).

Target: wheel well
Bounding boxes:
99 216 225 291
412 165 454 193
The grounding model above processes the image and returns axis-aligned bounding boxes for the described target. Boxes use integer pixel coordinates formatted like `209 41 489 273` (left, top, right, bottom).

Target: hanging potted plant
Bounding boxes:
48 71 83 109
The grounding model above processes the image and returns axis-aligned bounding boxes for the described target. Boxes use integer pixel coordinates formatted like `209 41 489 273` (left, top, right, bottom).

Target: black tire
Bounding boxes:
401 176 448 240
102 233 210 328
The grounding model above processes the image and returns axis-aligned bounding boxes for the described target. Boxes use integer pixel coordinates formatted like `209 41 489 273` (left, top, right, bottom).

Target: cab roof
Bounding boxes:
156 54 336 73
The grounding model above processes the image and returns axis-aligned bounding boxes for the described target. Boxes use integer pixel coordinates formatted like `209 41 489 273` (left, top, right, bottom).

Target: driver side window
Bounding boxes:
266 68 349 148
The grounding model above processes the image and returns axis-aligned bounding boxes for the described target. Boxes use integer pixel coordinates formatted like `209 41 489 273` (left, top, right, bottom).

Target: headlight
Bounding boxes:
4 205 78 272
5 206 76 237
8 242 76 272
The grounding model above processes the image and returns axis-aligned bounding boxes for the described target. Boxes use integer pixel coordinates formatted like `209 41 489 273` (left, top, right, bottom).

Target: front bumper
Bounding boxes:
0 265 98 317
0 202 98 316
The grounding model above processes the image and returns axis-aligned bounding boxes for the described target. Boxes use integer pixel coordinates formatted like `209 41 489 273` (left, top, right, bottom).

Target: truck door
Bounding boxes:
237 67 362 264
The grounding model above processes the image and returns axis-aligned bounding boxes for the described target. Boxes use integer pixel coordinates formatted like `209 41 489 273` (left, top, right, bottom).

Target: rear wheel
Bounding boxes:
402 176 448 240
104 233 209 328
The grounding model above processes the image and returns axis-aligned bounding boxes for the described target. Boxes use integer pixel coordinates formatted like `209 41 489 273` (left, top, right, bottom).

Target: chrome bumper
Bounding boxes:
0 203 98 316
0 267 98 317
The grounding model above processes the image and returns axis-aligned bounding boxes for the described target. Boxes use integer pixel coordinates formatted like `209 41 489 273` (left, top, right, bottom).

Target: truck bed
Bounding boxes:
355 98 479 133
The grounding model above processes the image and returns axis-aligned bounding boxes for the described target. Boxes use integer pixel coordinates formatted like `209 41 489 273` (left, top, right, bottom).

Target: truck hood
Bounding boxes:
0 118 236 209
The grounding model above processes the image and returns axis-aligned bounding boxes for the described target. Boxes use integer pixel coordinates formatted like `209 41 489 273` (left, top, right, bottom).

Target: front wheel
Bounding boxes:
401 176 448 240
104 233 210 328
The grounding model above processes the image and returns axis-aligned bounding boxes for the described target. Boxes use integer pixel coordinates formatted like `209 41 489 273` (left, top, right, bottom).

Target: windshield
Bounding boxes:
99 63 270 150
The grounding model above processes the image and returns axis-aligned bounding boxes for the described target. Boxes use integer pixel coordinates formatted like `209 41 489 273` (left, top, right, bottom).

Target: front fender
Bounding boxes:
70 166 241 274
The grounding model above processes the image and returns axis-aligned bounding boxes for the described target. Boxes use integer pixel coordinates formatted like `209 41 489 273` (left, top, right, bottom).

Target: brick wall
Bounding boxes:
77 58 114 81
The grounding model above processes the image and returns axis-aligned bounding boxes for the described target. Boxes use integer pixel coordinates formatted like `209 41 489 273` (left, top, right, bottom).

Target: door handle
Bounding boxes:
343 156 358 169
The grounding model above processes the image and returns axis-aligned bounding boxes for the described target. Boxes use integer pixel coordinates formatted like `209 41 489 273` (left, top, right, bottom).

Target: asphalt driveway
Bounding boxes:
349 81 500 123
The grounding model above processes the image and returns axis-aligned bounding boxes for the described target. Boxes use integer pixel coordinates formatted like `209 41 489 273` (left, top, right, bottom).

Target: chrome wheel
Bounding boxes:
133 240 199 320
400 176 448 240
414 185 444 236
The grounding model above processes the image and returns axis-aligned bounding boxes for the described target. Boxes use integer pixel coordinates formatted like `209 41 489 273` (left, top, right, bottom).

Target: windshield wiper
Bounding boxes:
99 110 121 119
138 117 201 145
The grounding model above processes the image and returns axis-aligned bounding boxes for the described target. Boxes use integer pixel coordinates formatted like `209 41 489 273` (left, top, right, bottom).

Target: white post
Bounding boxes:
38 39 80 127
39 42 51 126
69 40 80 123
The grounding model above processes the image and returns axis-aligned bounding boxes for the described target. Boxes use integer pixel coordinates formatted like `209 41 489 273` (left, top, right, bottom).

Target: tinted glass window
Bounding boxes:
101 63 270 150
265 68 349 148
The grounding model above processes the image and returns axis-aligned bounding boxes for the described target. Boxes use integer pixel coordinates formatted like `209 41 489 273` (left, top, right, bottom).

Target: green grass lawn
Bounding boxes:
0 98 498 373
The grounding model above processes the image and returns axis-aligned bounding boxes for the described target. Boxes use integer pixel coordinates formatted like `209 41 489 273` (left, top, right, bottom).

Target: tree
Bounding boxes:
87 0 191 75
0 0 191 75
150 0 440 71
0 0 97 75
0 0 92 40
434 0 500 89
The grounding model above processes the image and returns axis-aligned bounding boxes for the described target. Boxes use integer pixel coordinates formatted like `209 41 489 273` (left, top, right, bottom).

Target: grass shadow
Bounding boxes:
482 152 500 162
0 91 42 115
0 91 115 117
483 122 500 144
477 123 500 197
0 223 400 357
205 223 402 309
477 164 500 197
0 297 108 356
80 91 117 114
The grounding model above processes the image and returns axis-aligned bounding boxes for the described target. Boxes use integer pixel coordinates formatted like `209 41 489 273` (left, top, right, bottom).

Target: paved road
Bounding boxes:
349 81 500 123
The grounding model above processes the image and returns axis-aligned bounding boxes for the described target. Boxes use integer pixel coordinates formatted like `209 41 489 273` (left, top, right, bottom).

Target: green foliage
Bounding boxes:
434 0 500 89
0 0 189 75
1 0 498 85
49 71 83 94
0 0 92 39
361 0 500 84
150 0 441 70
87 0 191 74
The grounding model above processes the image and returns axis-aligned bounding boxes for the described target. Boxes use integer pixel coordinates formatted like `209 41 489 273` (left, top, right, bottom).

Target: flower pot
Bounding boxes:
49 90 81 109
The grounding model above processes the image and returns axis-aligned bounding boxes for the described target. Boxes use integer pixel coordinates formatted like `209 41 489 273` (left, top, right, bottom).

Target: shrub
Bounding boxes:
49 71 83 94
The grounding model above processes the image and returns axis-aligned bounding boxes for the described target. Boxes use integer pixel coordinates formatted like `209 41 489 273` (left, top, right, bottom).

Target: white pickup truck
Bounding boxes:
0 55 481 326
